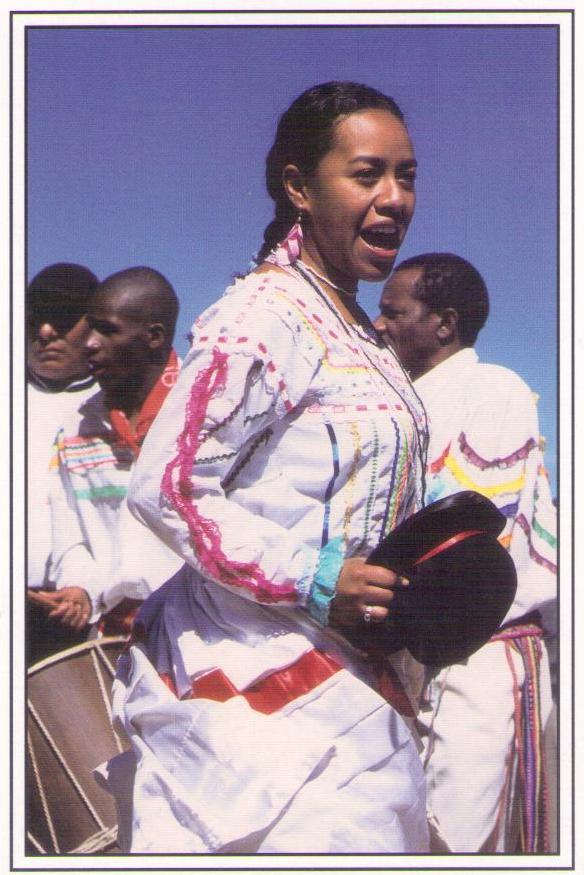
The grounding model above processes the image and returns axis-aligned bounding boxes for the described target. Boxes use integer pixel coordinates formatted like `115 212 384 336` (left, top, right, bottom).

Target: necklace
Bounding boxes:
293 262 377 341
295 259 358 297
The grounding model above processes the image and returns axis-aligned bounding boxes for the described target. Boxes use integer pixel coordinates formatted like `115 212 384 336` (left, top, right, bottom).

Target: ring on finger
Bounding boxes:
363 605 373 624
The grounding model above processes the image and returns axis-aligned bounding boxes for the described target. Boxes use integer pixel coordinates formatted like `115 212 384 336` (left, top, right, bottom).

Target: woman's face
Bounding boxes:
299 109 417 288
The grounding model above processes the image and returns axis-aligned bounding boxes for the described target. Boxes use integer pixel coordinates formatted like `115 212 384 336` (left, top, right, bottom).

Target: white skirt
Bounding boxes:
99 567 430 854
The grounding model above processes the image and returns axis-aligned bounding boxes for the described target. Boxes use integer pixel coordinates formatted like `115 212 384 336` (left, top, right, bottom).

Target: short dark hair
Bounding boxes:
257 81 405 263
26 262 98 328
395 253 489 346
97 266 179 344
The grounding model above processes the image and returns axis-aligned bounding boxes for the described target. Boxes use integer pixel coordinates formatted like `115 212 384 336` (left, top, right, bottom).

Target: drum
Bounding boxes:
26 637 131 855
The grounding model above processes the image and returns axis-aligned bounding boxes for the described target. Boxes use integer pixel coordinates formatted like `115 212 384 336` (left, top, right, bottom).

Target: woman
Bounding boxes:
109 81 430 853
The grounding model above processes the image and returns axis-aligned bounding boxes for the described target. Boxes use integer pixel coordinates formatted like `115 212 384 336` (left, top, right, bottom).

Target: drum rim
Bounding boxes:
27 635 128 677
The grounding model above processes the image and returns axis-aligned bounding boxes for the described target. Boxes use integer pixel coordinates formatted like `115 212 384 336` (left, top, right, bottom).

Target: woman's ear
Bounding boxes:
436 308 459 345
282 164 310 214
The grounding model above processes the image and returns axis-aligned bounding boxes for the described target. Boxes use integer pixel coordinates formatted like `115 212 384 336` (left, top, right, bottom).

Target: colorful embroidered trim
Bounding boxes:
306 537 345 626
361 421 380 548
54 435 125 472
516 514 557 574
321 423 340 548
342 422 362 541
492 625 549 853
380 417 401 539
73 484 127 502
429 443 451 475
430 434 535 496
161 346 297 603
443 453 526 498
532 516 557 549
459 433 537 471
499 500 520 518
272 287 427 438
222 428 273 491
381 419 411 538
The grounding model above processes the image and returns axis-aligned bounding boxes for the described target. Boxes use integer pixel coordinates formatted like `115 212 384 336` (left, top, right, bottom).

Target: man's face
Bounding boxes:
374 267 442 380
85 288 152 395
27 306 91 386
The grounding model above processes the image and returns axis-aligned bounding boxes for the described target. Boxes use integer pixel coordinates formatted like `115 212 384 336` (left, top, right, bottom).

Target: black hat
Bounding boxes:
26 263 98 331
345 491 517 668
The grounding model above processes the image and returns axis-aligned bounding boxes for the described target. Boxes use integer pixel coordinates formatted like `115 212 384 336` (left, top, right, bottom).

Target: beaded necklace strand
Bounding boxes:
295 259 358 298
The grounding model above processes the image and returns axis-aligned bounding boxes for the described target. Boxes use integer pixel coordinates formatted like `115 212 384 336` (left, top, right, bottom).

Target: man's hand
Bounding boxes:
27 586 92 631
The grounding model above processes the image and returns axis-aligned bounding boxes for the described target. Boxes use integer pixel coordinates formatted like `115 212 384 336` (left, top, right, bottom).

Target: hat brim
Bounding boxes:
343 491 517 668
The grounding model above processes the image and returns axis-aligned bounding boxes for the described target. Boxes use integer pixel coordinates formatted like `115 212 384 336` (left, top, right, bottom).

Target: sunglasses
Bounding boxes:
27 308 86 335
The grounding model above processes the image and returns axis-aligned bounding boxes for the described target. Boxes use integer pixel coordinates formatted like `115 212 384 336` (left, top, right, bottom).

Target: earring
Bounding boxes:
264 215 304 267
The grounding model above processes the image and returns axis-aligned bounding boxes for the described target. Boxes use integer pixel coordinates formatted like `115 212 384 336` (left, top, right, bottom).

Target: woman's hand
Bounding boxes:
328 557 407 629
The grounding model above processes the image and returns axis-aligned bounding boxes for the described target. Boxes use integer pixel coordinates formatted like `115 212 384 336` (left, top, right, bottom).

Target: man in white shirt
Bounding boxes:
34 267 183 639
26 262 99 662
375 253 557 853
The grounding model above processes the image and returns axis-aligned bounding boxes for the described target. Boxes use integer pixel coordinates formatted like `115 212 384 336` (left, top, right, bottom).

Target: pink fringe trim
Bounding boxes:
161 346 297 603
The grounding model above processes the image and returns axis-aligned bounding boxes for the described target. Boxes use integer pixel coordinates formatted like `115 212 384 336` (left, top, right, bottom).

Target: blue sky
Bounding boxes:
26 23 558 491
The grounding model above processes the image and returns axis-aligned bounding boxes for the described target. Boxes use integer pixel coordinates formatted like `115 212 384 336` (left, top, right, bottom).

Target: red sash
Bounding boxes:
160 648 343 715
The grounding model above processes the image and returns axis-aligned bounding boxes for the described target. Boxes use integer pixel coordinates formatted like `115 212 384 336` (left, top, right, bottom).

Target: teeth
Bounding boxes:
363 227 398 248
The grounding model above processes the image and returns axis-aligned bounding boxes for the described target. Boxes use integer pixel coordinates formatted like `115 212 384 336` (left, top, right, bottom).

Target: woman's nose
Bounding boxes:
376 176 405 212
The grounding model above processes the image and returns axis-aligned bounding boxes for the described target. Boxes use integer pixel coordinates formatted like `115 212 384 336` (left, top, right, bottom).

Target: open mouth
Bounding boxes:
360 225 401 254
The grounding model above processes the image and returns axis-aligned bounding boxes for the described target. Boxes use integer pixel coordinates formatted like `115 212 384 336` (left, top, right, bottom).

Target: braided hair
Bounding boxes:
256 81 405 264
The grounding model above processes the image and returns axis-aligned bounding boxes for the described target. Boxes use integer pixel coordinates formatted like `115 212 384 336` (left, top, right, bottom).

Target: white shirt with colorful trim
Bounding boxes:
47 389 182 622
27 378 96 589
414 346 556 628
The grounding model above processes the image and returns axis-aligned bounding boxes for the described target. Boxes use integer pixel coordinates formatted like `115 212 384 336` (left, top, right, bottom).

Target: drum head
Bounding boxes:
27 637 130 855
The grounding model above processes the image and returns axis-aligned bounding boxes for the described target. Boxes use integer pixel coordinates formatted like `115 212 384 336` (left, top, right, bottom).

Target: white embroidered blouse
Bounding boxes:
128 266 428 633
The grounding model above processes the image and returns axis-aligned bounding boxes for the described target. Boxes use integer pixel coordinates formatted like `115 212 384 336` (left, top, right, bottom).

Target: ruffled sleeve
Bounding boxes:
128 277 336 612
